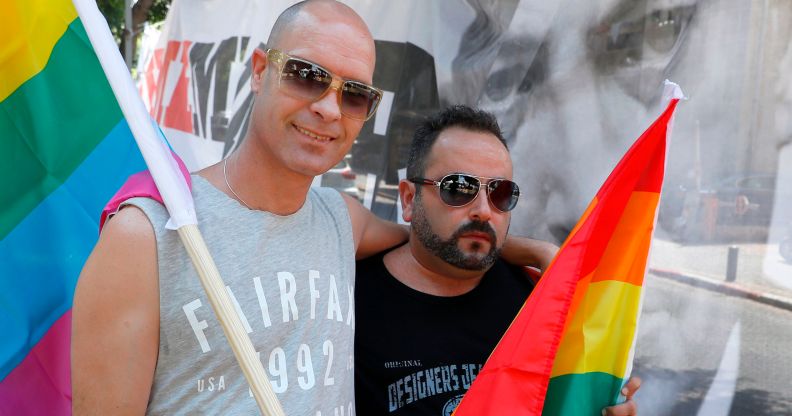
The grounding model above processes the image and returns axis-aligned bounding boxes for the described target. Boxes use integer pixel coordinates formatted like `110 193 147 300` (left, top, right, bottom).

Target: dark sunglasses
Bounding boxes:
409 173 520 212
266 48 383 121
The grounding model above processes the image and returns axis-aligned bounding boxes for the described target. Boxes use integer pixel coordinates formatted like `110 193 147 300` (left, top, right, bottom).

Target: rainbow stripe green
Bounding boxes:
0 0 145 413
454 97 680 415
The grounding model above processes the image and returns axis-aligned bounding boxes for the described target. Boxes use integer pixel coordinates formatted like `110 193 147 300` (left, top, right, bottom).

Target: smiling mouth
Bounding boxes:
294 124 334 143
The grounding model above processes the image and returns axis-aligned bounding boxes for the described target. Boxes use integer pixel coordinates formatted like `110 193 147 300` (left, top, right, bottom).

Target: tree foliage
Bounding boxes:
97 0 171 63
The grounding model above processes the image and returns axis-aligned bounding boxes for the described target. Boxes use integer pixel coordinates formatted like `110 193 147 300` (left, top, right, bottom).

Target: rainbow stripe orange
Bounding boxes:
454 98 680 415
0 1 145 413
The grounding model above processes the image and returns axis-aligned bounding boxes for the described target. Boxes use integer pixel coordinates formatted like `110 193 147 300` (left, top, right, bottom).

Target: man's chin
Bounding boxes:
451 253 495 271
459 239 494 254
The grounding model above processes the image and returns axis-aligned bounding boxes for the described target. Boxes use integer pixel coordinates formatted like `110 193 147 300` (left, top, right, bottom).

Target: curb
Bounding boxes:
648 267 792 313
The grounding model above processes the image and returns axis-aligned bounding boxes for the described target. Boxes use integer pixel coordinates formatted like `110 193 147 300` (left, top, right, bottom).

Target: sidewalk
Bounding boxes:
648 233 792 312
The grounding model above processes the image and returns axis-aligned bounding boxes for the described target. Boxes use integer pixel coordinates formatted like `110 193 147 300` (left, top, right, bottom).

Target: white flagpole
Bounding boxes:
71 1 284 414
620 80 685 402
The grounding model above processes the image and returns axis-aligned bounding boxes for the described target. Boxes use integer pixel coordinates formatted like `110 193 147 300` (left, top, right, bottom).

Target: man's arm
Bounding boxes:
341 193 409 260
72 206 160 414
501 235 559 271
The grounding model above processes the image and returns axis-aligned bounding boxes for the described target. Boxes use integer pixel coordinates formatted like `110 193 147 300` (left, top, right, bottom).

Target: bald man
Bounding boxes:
72 1 406 414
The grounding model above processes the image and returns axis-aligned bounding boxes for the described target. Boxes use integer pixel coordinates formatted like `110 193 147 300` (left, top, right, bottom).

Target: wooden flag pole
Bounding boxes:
177 225 285 415
72 0 285 414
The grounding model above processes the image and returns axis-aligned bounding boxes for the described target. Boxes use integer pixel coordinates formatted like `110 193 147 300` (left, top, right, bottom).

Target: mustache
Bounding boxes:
451 220 497 243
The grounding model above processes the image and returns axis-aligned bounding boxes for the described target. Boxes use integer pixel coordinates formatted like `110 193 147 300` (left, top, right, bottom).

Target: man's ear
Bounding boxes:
399 179 416 223
251 48 268 94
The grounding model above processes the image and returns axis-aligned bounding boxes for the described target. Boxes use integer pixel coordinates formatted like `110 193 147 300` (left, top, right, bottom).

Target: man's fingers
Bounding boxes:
602 399 637 416
621 376 642 400
602 377 642 415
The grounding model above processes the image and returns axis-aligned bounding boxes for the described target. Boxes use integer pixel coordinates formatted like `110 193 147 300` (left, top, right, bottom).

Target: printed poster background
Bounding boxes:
137 0 792 413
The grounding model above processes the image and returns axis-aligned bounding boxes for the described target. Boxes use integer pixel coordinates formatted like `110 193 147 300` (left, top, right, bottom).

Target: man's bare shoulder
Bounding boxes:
72 205 160 413
80 205 158 288
102 204 156 242
76 204 159 308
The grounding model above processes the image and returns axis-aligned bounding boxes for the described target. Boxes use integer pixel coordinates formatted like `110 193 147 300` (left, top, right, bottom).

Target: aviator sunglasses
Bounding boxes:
266 48 383 121
409 173 520 212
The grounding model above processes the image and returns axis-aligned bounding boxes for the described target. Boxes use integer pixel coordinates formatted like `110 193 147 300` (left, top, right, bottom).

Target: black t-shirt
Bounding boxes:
354 251 535 415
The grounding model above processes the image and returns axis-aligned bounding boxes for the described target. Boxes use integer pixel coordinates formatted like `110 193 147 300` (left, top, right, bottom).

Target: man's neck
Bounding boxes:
198 141 314 215
383 241 488 297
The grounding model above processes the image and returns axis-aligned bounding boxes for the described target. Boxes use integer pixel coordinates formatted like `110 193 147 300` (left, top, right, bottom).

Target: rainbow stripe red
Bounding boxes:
454 98 680 415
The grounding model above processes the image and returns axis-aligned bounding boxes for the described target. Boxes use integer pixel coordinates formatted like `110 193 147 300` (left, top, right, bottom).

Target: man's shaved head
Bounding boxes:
267 0 373 52
245 0 377 180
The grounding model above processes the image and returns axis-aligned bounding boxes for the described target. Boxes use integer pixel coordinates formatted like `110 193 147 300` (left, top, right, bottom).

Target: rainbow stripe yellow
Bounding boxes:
454 97 680 415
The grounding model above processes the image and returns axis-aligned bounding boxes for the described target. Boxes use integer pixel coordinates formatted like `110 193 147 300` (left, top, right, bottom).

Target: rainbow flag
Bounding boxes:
0 0 146 413
454 90 682 415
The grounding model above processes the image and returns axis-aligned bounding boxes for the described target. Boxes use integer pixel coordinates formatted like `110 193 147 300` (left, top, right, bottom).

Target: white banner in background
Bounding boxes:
139 0 792 243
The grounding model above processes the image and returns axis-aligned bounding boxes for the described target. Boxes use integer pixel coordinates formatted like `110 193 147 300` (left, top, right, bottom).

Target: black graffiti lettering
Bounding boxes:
188 36 257 156
189 40 227 139
222 93 253 155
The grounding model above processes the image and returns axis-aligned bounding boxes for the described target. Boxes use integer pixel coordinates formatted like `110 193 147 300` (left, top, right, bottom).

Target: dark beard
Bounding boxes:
412 203 501 271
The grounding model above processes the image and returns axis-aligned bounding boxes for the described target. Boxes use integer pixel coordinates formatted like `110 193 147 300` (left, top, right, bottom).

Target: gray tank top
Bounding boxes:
123 176 356 415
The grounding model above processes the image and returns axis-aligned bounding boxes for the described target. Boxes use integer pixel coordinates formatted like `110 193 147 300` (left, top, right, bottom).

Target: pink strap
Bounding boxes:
99 152 192 231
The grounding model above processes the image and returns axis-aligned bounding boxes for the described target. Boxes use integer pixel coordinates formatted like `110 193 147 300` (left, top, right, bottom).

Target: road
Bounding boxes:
634 274 792 415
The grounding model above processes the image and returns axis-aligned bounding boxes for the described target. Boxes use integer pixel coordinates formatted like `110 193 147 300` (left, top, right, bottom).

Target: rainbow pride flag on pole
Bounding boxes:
454 82 683 415
0 0 146 413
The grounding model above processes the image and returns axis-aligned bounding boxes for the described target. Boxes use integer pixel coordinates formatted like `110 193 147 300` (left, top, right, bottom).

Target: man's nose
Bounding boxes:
468 188 493 222
310 81 343 122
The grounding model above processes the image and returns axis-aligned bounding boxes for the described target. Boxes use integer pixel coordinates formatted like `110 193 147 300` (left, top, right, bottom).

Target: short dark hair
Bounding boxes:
406 105 507 179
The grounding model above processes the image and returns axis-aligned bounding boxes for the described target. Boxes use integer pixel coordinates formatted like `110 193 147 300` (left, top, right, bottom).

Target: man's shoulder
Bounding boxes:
81 205 158 301
487 258 527 275
355 247 390 271
310 186 347 207
484 259 536 292
102 204 157 240
112 196 171 235
310 187 356 226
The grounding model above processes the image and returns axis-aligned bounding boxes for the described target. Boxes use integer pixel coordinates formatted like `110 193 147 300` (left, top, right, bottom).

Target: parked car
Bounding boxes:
709 174 776 227
659 173 779 241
